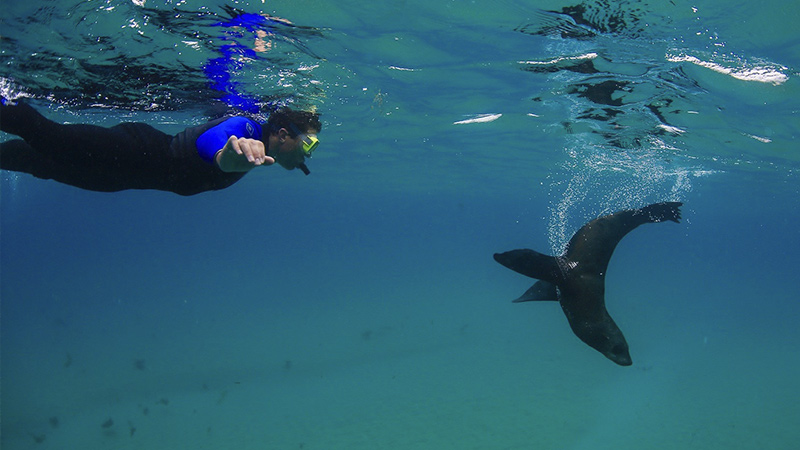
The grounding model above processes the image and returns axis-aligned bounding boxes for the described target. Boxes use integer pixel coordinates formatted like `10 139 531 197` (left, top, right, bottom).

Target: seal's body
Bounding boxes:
494 202 683 366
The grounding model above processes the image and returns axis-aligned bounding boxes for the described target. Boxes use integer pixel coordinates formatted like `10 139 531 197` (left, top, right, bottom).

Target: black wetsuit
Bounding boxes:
0 101 248 196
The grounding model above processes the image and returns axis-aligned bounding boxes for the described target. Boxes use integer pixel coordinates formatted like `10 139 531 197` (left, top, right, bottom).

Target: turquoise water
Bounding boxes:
1 0 798 448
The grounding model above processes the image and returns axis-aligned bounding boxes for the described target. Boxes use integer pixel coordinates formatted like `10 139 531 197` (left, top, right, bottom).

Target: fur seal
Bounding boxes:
493 202 683 366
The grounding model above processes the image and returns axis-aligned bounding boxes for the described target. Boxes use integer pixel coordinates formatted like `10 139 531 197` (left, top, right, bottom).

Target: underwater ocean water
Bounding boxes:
1 0 799 448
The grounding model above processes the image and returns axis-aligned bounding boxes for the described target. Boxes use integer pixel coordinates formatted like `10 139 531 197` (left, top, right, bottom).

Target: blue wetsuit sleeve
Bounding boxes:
195 117 263 164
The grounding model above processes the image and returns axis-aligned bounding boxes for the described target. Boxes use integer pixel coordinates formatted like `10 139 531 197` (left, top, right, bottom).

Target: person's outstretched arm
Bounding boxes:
215 135 275 172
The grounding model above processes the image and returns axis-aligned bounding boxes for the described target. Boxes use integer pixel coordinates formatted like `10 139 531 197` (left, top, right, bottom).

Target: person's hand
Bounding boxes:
216 136 276 172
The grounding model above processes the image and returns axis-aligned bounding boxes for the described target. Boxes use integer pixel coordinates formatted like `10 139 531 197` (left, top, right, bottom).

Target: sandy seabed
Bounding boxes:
4 311 798 450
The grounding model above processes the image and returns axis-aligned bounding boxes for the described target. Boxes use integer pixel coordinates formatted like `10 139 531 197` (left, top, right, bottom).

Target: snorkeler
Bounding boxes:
0 99 321 196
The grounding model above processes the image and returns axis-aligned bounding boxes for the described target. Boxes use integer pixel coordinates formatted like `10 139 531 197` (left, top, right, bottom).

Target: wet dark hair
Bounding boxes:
265 107 321 137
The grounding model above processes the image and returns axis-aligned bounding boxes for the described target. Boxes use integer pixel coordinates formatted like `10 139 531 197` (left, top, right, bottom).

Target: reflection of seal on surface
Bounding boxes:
494 202 683 366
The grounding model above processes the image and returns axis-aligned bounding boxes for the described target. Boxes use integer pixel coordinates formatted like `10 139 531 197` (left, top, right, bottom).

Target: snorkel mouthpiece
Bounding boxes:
287 123 317 175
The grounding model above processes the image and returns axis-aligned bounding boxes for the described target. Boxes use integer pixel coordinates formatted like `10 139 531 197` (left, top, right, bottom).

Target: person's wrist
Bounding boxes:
215 148 228 171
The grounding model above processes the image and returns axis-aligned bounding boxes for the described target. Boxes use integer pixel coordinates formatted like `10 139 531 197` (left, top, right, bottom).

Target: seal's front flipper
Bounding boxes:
494 249 562 284
512 280 558 303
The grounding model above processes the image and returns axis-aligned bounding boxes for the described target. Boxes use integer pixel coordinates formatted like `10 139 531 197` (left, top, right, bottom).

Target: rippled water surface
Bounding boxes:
2 1 799 449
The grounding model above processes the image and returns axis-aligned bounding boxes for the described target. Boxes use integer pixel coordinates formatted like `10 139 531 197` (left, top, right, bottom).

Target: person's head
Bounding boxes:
265 107 322 175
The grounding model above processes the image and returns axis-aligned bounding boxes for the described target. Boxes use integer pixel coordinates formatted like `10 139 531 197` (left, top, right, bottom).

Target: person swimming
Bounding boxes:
0 98 321 196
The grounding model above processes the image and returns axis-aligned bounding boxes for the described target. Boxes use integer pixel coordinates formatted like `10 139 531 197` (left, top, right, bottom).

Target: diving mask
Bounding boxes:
298 133 319 157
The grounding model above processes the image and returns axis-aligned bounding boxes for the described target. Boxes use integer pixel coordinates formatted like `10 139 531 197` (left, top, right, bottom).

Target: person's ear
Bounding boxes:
277 128 289 142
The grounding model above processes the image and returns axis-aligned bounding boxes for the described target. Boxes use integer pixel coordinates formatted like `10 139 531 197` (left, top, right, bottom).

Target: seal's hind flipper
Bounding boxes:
637 201 683 223
565 202 684 272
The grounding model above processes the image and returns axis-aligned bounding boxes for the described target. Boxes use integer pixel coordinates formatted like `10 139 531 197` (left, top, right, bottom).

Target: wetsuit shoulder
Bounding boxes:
194 116 263 163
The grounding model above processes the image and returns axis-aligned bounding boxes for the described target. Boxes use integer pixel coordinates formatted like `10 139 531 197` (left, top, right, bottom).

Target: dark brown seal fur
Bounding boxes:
493 202 683 365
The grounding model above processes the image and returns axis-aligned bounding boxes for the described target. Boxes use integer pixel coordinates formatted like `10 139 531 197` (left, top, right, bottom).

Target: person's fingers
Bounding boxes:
224 136 274 168
238 139 254 162
239 138 267 164
227 135 242 155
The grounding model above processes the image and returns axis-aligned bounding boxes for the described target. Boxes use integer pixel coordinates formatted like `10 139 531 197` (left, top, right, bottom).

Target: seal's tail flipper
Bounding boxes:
493 249 563 284
512 280 559 303
638 201 683 223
